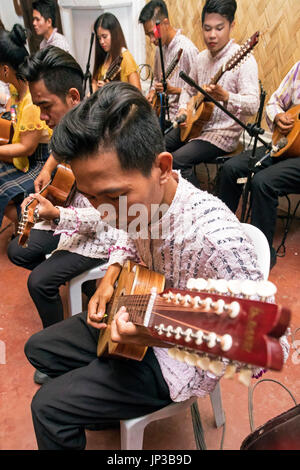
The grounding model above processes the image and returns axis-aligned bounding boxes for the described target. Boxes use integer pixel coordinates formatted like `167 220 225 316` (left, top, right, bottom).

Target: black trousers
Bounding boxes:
8 229 103 328
24 312 172 450
217 148 300 248
165 127 228 187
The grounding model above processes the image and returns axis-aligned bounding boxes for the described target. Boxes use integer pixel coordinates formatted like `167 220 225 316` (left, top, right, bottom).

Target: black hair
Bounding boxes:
201 0 237 24
51 82 165 176
138 0 169 24
0 24 28 72
32 0 56 28
19 45 84 100
92 12 127 81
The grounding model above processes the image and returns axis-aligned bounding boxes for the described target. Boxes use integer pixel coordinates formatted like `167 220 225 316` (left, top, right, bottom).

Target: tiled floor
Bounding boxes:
0 208 299 451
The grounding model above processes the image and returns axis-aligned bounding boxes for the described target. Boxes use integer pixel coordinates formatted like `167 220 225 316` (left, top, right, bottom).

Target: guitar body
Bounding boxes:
0 112 14 145
272 104 300 158
180 96 214 141
97 261 165 360
18 165 75 247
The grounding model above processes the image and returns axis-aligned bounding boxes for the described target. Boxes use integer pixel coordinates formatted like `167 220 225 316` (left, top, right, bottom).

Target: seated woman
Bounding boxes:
92 12 141 92
0 24 51 226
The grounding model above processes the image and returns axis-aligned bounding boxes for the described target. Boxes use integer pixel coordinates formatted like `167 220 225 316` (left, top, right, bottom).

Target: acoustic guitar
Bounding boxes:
18 164 75 247
180 31 260 142
271 104 300 158
151 48 183 117
0 112 14 145
97 261 291 387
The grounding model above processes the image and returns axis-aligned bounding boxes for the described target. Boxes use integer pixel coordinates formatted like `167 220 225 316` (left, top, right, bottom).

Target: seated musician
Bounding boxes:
25 81 288 450
0 24 51 227
218 61 300 270
7 46 120 384
92 12 141 92
165 0 260 187
138 0 199 123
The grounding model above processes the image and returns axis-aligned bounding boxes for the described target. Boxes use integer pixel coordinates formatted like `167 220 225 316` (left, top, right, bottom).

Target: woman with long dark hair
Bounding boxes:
0 24 51 226
92 12 141 91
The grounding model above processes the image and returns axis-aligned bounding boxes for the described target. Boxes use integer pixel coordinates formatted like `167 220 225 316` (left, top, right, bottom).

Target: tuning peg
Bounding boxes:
238 368 253 387
182 352 199 366
220 334 233 352
162 292 175 302
241 280 257 297
206 332 217 348
227 280 242 296
214 279 229 294
191 296 204 309
196 355 211 370
255 280 277 299
175 293 184 304
224 300 240 318
208 360 224 376
187 278 208 292
224 363 237 379
211 298 226 314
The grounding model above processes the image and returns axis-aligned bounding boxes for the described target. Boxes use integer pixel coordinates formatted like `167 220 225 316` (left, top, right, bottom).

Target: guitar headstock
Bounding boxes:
149 277 290 386
106 55 123 81
225 31 260 72
17 206 38 247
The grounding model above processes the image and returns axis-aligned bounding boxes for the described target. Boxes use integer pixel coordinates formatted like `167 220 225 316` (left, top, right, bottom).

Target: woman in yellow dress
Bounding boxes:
92 12 141 92
0 24 51 226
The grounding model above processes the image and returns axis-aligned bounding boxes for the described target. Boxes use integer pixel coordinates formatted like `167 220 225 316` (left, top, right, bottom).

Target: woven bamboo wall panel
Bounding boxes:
145 0 300 128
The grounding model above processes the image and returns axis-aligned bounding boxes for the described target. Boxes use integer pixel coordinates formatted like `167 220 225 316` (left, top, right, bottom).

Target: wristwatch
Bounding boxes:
52 207 60 225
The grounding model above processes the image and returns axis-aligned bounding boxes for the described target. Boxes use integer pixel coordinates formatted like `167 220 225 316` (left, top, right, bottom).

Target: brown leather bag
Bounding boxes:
0 112 14 145
241 378 300 450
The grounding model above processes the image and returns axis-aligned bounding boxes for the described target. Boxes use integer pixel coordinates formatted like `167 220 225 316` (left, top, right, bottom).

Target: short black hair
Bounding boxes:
138 0 169 24
51 82 165 176
202 0 237 24
0 24 28 73
19 46 84 101
32 0 56 27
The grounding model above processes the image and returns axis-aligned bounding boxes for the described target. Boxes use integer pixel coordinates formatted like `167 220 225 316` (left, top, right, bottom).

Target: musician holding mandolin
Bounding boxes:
7 46 121 385
138 0 199 122
165 0 260 188
92 12 141 92
24 81 289 450
218 61 300 270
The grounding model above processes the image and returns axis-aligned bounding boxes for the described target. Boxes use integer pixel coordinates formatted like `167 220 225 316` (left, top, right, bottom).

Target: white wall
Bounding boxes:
0 0 24 30
58 0 146 74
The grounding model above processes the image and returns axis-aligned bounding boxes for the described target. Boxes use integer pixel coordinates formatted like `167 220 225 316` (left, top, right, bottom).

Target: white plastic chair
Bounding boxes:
68 263 109 315
120 382 224 450
241 223 270 280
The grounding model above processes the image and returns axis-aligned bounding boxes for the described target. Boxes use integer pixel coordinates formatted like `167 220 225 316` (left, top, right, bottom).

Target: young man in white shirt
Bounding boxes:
32 0 71 53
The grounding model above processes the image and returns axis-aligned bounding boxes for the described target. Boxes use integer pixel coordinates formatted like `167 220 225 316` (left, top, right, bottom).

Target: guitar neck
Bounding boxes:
165 48 183 79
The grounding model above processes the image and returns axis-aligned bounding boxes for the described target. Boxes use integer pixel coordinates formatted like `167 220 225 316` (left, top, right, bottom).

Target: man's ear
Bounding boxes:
156 152 173 183
66 88 81 107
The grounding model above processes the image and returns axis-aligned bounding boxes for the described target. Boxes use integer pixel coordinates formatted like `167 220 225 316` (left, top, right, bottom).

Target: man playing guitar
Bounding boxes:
165 0 260 187
139 0 199 124
218 61 300 270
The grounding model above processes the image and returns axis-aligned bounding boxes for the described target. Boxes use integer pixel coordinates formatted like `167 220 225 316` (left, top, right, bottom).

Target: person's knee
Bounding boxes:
7 238 24 266
24 330 43 366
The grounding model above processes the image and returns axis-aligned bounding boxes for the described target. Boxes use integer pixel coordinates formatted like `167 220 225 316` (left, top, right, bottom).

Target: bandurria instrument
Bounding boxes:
151 48 183 116
180 31 260 142
101 54 123 82
271 104 300 158
97 261 291 386
18 164 75 247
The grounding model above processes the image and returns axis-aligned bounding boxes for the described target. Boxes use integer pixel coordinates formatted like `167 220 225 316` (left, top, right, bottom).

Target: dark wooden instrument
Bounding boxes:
18 164 75 247
180 32 260 142
101 54 123 82
0 112 14 145
97 261 291 386
271 104 300 158
151 48 183 116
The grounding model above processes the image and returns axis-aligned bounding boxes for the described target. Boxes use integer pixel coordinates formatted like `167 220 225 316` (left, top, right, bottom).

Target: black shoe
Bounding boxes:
34 369 51 385
270 247 277 270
